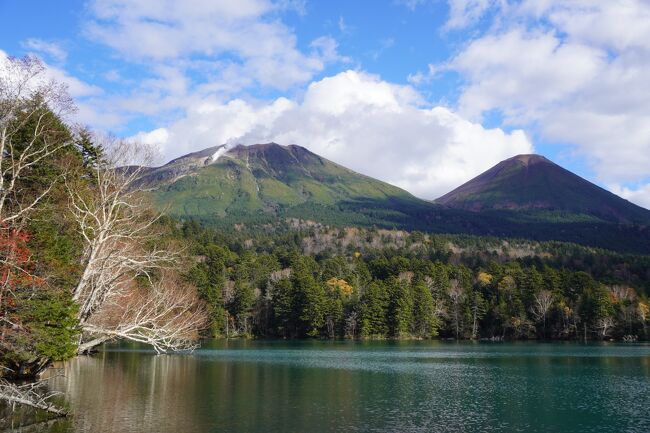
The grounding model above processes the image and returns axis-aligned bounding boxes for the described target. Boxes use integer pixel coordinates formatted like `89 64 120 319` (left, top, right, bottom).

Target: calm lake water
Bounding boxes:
24 341 650 432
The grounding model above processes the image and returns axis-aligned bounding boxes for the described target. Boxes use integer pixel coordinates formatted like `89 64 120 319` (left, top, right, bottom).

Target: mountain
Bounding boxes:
138 144 228 186
141 144 650 254
143 143 433 227
436 154 650 225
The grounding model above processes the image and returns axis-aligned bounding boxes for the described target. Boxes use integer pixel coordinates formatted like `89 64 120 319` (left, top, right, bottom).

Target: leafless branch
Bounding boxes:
79 272 208 354
68 137 175 323
69 137 207 354
0 377 67 417
531 290 554 322
0 55 75 226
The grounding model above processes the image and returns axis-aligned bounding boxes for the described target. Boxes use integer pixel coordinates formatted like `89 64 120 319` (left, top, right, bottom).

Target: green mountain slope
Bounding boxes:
146 143 429 227
141 144 650 254
436 154 650 224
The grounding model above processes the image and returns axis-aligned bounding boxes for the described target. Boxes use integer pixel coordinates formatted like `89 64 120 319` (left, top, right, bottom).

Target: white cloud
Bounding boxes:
103 69 121 82
0 50 101 100
84 0 342 91
519 0 650 51
0 50 112 130
72 0 347 133
133 70 532 198
338 16 348 33
129 127 170 159
45 66 103 100
610 183 650 210
407 64 438 85
444 0 498 30
449 29 606 121
21 38 67 63
441 0 650 197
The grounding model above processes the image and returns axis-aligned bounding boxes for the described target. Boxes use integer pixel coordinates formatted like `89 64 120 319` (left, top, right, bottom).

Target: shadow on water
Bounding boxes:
9 340 650 433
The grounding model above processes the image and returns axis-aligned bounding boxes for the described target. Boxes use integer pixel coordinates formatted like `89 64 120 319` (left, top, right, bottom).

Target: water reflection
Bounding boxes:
23 342 650 433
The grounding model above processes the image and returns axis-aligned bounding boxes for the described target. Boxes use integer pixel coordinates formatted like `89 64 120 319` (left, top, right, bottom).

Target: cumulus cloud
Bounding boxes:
84 0 344 91
519 0 650 51
133 70 532 198
438 0 650 207
449 29 606 121
21 38 67 63
70 0 348 134
611 183 650 210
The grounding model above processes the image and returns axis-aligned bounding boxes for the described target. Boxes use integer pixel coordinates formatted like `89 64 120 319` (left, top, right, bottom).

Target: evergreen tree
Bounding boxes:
412 281 438 337
293 272 326 337
272 278 296 338
388 278 413 338
231 280 256 335
187 245 231 336
360 281 389 337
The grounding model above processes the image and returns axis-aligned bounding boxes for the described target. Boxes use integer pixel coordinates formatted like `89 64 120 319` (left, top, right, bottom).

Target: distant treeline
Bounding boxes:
179 219 650 341
183 199 650 255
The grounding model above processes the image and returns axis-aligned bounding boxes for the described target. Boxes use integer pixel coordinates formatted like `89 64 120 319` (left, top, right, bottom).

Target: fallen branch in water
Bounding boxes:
0 377 68 417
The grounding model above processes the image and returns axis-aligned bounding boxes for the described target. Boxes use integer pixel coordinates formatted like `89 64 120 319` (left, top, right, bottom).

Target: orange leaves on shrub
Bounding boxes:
0 227 44 290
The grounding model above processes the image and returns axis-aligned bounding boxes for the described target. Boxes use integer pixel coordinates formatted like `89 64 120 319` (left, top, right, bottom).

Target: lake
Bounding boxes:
24 341 650 432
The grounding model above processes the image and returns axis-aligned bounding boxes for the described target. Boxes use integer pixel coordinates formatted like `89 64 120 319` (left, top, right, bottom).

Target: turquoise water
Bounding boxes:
34 341 650 432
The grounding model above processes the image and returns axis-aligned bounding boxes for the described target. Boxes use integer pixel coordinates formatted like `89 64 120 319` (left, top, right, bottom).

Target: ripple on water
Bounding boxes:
33 341 650 433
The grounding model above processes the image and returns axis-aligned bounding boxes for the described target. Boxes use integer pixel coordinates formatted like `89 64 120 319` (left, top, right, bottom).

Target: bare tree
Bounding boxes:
68 139 164 322
68 137 207 354
531 290 554 338
0 56 74 315
596 316 615 339
78 273 207 354
610 285 637 335
397 271 414 285
638 301 649 338
469 292 486 340
610 285 636 302
0 57 75 415
0 377 67 417
0 56 74 226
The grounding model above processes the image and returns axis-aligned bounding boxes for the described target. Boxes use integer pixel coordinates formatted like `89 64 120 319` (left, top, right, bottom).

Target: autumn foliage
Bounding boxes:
0 227 43 291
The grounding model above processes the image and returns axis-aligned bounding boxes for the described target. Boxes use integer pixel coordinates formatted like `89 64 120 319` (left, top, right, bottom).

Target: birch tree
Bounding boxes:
531 290 554 338
0 56 74 311
0 56 79 373
0 55 77 416
68 137 207 354
78 272 207 354
0 56 74 226
596 316 615 339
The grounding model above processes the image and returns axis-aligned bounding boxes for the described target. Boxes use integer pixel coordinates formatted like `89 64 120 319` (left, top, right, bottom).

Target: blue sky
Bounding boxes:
1 0 649 206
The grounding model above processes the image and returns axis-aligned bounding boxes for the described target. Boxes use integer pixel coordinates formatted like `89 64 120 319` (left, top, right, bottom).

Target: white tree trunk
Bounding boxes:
68 139 207 354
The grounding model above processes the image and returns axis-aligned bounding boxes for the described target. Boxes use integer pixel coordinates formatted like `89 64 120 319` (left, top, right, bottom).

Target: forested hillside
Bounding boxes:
181 219 650 341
